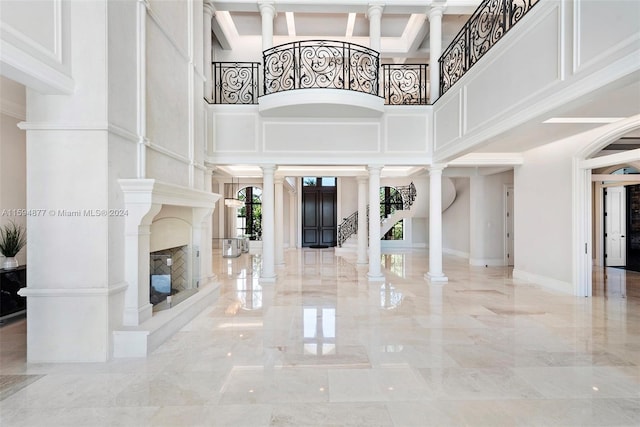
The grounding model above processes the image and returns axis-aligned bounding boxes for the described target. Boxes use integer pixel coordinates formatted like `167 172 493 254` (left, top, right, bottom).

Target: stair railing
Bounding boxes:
337 182 416 247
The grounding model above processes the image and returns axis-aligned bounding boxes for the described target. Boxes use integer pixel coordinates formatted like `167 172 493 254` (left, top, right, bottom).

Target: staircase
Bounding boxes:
337 182 416 248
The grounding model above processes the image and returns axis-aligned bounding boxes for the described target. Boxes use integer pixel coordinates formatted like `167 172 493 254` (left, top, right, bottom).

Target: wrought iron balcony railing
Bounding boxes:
439 0 541 96
263 40 380 96
211 46 430 105
382 64 429 105
212 62 260 104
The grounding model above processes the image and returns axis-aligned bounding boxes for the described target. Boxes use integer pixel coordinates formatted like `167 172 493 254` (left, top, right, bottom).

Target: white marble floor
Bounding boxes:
1 249 639 426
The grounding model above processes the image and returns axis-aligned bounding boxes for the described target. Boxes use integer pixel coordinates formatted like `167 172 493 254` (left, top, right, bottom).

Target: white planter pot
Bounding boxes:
2 257 19 269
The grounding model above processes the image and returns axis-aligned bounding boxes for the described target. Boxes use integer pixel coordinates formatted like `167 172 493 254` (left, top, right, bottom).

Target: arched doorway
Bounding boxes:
574 115 640 296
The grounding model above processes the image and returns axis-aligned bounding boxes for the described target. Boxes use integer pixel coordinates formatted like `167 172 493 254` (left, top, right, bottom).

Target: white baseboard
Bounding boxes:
443 248 469 259
512 269 573 295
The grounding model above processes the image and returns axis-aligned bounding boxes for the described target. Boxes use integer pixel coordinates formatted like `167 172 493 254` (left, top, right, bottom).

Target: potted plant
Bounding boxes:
0 221 26 269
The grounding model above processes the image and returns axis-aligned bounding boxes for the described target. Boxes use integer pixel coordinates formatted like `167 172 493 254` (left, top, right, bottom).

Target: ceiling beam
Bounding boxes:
212 0 480 15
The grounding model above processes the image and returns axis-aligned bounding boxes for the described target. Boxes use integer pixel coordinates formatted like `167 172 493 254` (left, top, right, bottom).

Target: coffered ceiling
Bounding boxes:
211 0 480 62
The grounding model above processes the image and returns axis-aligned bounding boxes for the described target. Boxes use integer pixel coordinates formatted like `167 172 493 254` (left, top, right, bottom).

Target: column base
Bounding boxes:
123 303 154 326
425 272 448 283
367 272 386 282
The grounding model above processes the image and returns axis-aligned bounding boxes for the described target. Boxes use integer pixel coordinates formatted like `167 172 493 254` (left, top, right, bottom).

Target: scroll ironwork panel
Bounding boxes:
439 0 541 97
264 40 379 96
382 64 429 105
212 62 260 104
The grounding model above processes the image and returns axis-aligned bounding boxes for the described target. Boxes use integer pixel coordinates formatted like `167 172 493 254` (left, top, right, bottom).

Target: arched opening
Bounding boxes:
574 115 640 297
236 186 262 240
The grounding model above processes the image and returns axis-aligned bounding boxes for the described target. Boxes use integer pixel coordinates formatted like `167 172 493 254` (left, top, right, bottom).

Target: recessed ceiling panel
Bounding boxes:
381 14 411 37
295 13 348 37
229 11 262 36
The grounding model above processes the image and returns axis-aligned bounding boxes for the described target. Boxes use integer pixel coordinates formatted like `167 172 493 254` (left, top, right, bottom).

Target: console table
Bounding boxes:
0 265 26 321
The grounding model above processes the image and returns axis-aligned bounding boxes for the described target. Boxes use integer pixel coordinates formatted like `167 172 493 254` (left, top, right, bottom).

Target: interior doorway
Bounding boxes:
302 177 337 247
505 185 514 267
604 186 626 266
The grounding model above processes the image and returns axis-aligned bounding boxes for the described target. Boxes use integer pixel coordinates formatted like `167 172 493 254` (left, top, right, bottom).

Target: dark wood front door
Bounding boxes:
302 179 337 247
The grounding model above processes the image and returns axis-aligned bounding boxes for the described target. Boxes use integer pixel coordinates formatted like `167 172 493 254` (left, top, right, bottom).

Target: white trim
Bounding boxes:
17 121 108 131
0 98 25 120
513 269 573 295
19 282 128 298
0 37 74 94
119 179 220 208
443 248 468 258
146 141 191 166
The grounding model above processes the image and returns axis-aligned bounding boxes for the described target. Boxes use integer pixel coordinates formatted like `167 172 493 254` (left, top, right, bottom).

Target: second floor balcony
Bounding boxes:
211 40 429 112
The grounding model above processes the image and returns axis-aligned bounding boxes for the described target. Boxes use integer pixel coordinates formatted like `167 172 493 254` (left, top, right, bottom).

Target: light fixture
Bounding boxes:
225 176 244 208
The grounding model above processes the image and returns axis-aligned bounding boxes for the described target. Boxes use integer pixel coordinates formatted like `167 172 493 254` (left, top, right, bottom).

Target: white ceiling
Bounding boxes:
212 1 480 63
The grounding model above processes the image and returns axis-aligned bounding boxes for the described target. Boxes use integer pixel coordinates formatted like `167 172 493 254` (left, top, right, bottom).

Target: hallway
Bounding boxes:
1 250 639 426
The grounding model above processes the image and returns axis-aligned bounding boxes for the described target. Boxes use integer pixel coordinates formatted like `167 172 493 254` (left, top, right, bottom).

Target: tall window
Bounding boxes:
380 186 404 240
236 186 262 240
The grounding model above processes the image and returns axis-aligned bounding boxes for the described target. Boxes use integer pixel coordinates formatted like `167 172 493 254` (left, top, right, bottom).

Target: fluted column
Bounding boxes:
357 175 368 265
429 5 445 102
367 165 384 281
275 176 285 266
259 2 276 51
261 165 276 281
426 164 448 283
203 1 215 101
367 4 384 52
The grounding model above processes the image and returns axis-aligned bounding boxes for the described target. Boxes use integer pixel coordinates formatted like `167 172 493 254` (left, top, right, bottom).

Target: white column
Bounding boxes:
203 1 215 101
367 4 384 52
367 165 385 281
357 175 369 265
259 2 276 51
275 176 285 266
426 164 448 283
288 188 297 249
429 5 445 102
261 165 277 281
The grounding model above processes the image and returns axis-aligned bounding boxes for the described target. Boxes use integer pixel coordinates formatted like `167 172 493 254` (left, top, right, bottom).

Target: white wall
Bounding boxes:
443 177 470 258
433 0 640 161
514 138 581 292
0 77 27 266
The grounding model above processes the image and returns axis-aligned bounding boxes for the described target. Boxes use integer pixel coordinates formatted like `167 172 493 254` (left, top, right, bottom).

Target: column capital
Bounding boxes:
367 164 384 174
429 163 447 174
261 164 276 174
258 1 276 18
428 5 446 19
274 176 284 185
367 4 385 19
203 0 215 17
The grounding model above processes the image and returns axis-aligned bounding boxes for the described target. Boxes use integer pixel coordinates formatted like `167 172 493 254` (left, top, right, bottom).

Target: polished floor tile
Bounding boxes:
1 249 639 426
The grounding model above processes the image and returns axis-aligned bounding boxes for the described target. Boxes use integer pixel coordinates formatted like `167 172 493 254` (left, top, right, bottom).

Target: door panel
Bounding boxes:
605 186 626 266
302 185 337 247
506 186 514 266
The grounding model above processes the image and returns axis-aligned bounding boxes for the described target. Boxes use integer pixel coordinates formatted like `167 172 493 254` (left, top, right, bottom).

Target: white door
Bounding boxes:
605 186 626 266
505 186 514 266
